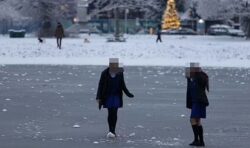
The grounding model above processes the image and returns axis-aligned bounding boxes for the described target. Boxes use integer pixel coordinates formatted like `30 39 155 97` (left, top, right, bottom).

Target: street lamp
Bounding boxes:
73 17 79 24
108 11 112 34
197 19 205 35
124 9 129 34
198 19 204 24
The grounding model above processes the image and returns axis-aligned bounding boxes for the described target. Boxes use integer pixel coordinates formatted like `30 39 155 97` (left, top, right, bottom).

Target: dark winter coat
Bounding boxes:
96 68 133 109
186 71 209 109
55 24 64 38
157 24 162 36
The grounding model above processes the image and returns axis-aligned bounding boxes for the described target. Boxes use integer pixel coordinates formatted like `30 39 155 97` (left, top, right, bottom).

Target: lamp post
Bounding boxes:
76 0 89 33
197 19 205 35
114 8 120 39
107 7 126 42
73 17 79 24
108 11 111 34
124 9 129 34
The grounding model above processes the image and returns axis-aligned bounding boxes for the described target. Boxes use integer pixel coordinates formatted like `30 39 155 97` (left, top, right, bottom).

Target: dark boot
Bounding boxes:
197 125 205 147
189 125 199 146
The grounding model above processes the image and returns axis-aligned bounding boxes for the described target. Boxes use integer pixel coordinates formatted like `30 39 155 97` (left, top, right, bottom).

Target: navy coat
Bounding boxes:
186 71 209 109
96 68 133 109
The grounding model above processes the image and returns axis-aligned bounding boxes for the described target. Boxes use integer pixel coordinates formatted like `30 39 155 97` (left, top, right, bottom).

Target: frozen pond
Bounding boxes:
0 65 250 148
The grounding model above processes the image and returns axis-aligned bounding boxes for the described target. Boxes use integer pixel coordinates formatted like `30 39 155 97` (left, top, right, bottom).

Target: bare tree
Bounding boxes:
221 0 250 38
0 0 77 36
90 0 168 20
188 0 250 38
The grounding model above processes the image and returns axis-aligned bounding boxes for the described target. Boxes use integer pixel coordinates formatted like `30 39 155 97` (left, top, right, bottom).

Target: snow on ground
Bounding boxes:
0 35 250 67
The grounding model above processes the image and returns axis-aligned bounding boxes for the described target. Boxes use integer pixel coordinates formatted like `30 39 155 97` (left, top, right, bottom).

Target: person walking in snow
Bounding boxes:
156 24 162 43
55 22 64 49
96 58 134 138
185 63 209 147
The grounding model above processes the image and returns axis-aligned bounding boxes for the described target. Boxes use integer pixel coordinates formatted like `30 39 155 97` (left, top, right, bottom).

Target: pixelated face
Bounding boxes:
193 67 201 72
190 67 199 77
109 62 119 69
185 63 201 78
109 58 123 73
109 58 119 69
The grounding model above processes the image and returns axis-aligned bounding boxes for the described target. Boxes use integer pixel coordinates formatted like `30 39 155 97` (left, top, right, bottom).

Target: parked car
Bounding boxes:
208 24 245 37
207 25 229 35
227 28 245 37
162 28 197 35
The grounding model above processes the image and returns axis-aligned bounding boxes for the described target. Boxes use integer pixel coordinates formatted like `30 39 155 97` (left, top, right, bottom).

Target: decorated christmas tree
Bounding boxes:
162 0 181 30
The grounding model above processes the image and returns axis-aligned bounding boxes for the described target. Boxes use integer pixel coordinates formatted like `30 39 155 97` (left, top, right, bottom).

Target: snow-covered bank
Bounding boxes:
0 35 250 68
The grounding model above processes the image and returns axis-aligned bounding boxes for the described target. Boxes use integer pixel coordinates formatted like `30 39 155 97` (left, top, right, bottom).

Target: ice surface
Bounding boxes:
129 133 136 137
0 65 249 148
2 109 7 112
73 124 81 128
135 125 144 129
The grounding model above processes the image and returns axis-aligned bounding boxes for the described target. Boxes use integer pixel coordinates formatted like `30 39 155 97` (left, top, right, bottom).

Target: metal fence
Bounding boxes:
89 19 159 34
0 18 160 35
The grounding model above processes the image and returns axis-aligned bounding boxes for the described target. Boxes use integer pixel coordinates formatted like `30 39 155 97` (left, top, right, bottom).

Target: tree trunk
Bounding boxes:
114 8 120 40
241 16 250 39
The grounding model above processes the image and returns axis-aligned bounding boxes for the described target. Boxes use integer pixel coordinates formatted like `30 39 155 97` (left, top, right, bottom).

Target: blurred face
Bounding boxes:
109 62 119 73
186 67 201 78
190 67 201 77
109 58 124 73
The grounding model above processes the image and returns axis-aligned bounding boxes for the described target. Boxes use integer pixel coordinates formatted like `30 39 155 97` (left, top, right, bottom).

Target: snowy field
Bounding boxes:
0 35 250 68
0 65 250 148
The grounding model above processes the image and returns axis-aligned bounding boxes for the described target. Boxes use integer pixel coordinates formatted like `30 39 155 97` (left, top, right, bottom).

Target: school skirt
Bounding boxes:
191 103 206 118
103 96 121 108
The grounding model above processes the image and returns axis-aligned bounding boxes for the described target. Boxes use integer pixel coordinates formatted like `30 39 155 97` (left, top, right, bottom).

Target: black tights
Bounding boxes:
156 36 162 42
107 108 118 134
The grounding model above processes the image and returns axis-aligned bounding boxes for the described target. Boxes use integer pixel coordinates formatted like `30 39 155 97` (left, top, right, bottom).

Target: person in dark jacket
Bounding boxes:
96 58 134 138
156 24 162 43
185 63 209 147
55 22 64 49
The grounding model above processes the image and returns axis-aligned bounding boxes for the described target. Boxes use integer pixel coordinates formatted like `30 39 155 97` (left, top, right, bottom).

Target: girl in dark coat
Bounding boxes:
186 63 209 147
156 24 162 43
96 58 134 138
55 22 64 49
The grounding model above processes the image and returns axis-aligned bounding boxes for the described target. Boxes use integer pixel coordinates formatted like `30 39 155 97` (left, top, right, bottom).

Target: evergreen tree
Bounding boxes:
162 0 181 30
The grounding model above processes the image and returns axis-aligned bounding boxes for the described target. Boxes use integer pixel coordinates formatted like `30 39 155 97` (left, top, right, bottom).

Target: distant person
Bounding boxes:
38 37 43 43
55 22 64 49
96 58 134 138
185 63 209 147
156 24 162 43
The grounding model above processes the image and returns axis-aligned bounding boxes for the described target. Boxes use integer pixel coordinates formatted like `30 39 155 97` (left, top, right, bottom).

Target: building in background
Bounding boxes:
76 0 89 23
66 0 92 36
